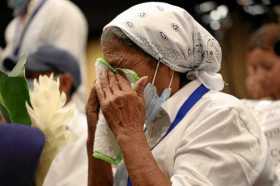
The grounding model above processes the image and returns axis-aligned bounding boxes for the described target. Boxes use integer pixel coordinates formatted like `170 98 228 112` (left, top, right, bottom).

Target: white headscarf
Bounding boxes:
104 2 224 91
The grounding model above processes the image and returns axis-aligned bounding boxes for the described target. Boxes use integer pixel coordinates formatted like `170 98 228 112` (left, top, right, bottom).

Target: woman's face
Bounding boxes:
246 48 280 99
101 34 180 95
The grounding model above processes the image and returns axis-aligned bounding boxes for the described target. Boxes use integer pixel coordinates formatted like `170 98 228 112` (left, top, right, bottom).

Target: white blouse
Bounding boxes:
45 80 274 186
115 80 273 186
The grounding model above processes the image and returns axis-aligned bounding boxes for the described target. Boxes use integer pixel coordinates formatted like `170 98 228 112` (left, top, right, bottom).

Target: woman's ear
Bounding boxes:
59 73 74 98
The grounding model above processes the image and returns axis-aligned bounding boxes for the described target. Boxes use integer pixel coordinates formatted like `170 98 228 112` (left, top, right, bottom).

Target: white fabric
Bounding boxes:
94 110 122 163
43 80 273 186
157 81 270 186
114 80 272 186
242 99 280 185
1 0 87 64
1 0 88 113
104 2 224 91
93 61 122 164
43 111 88 186
26 75 76 185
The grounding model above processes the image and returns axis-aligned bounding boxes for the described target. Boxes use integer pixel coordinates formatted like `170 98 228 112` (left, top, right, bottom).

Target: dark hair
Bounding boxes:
248 23 280 52
53 71 77 98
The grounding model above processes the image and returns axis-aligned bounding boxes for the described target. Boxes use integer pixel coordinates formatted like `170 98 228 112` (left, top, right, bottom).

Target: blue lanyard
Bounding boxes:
127 84 209 186
13 0 47 58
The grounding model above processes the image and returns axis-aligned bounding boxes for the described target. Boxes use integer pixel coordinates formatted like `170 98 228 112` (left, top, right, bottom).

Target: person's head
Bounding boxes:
101 27 181 95
25 45 81 101
100 2 223 95
0 124 45 186
246 23 280 99
7 0 31 17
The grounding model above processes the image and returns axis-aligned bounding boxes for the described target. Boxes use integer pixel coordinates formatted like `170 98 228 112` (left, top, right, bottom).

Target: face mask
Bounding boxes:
144 62 174 125
7 0 30 16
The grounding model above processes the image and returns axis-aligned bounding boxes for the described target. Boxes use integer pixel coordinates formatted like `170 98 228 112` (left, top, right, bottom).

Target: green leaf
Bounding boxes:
0 56 31 125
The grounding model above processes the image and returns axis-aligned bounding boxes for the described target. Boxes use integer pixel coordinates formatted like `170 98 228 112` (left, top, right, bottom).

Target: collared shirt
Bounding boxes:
114 80 272 186
45 80 273 186
158 80 272 185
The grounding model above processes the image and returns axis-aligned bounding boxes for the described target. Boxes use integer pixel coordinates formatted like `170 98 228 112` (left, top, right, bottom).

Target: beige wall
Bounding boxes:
220 13 251 99
85 39 101 95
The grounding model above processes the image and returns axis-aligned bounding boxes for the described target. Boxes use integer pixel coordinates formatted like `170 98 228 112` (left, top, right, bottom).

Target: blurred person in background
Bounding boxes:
244 23 280 184
0 124 45 186
86 2 275 186
25 45 82 102
0 0 88 113
24 45 89 186
246 23 280 100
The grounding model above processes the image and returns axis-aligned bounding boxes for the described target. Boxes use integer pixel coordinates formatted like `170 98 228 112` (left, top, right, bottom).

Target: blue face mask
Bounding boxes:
7 0 30 16
144 62 174 125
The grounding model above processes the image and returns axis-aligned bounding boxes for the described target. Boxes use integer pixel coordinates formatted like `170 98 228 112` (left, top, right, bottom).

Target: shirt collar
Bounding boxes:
145 79 203 148
162 79 202 124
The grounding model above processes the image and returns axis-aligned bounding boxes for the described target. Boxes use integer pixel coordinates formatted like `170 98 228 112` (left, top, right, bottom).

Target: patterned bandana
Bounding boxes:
104 2 224 91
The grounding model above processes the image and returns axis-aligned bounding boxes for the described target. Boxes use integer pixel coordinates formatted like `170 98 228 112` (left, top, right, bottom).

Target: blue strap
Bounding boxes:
13 0 47 58
127 178 132 186
127 84 209 186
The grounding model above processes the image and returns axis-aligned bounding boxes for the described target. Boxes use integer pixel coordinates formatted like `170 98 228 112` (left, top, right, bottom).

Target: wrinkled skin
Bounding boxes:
96 69 148 137
246 48 280 100
96 33 181 140
86 85 113 186
86 34 181 186
101 35 181 95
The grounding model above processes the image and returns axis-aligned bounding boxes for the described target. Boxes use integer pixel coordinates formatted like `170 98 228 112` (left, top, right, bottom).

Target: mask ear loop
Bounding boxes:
168 70 175 90
152 61 160 85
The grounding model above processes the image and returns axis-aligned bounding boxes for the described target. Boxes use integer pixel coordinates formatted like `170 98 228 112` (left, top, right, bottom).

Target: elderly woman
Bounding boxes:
87 2 272 186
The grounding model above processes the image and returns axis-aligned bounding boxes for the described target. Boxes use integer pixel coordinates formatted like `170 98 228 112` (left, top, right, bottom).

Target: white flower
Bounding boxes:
26 74 75 186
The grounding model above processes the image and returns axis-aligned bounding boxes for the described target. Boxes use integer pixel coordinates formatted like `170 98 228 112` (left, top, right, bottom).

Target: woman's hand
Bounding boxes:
86 85 99 186
86 83 100 164
86 84 99 138
95 69 148 139
86 84 113 186
95 69 172 186
95 69 171 186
